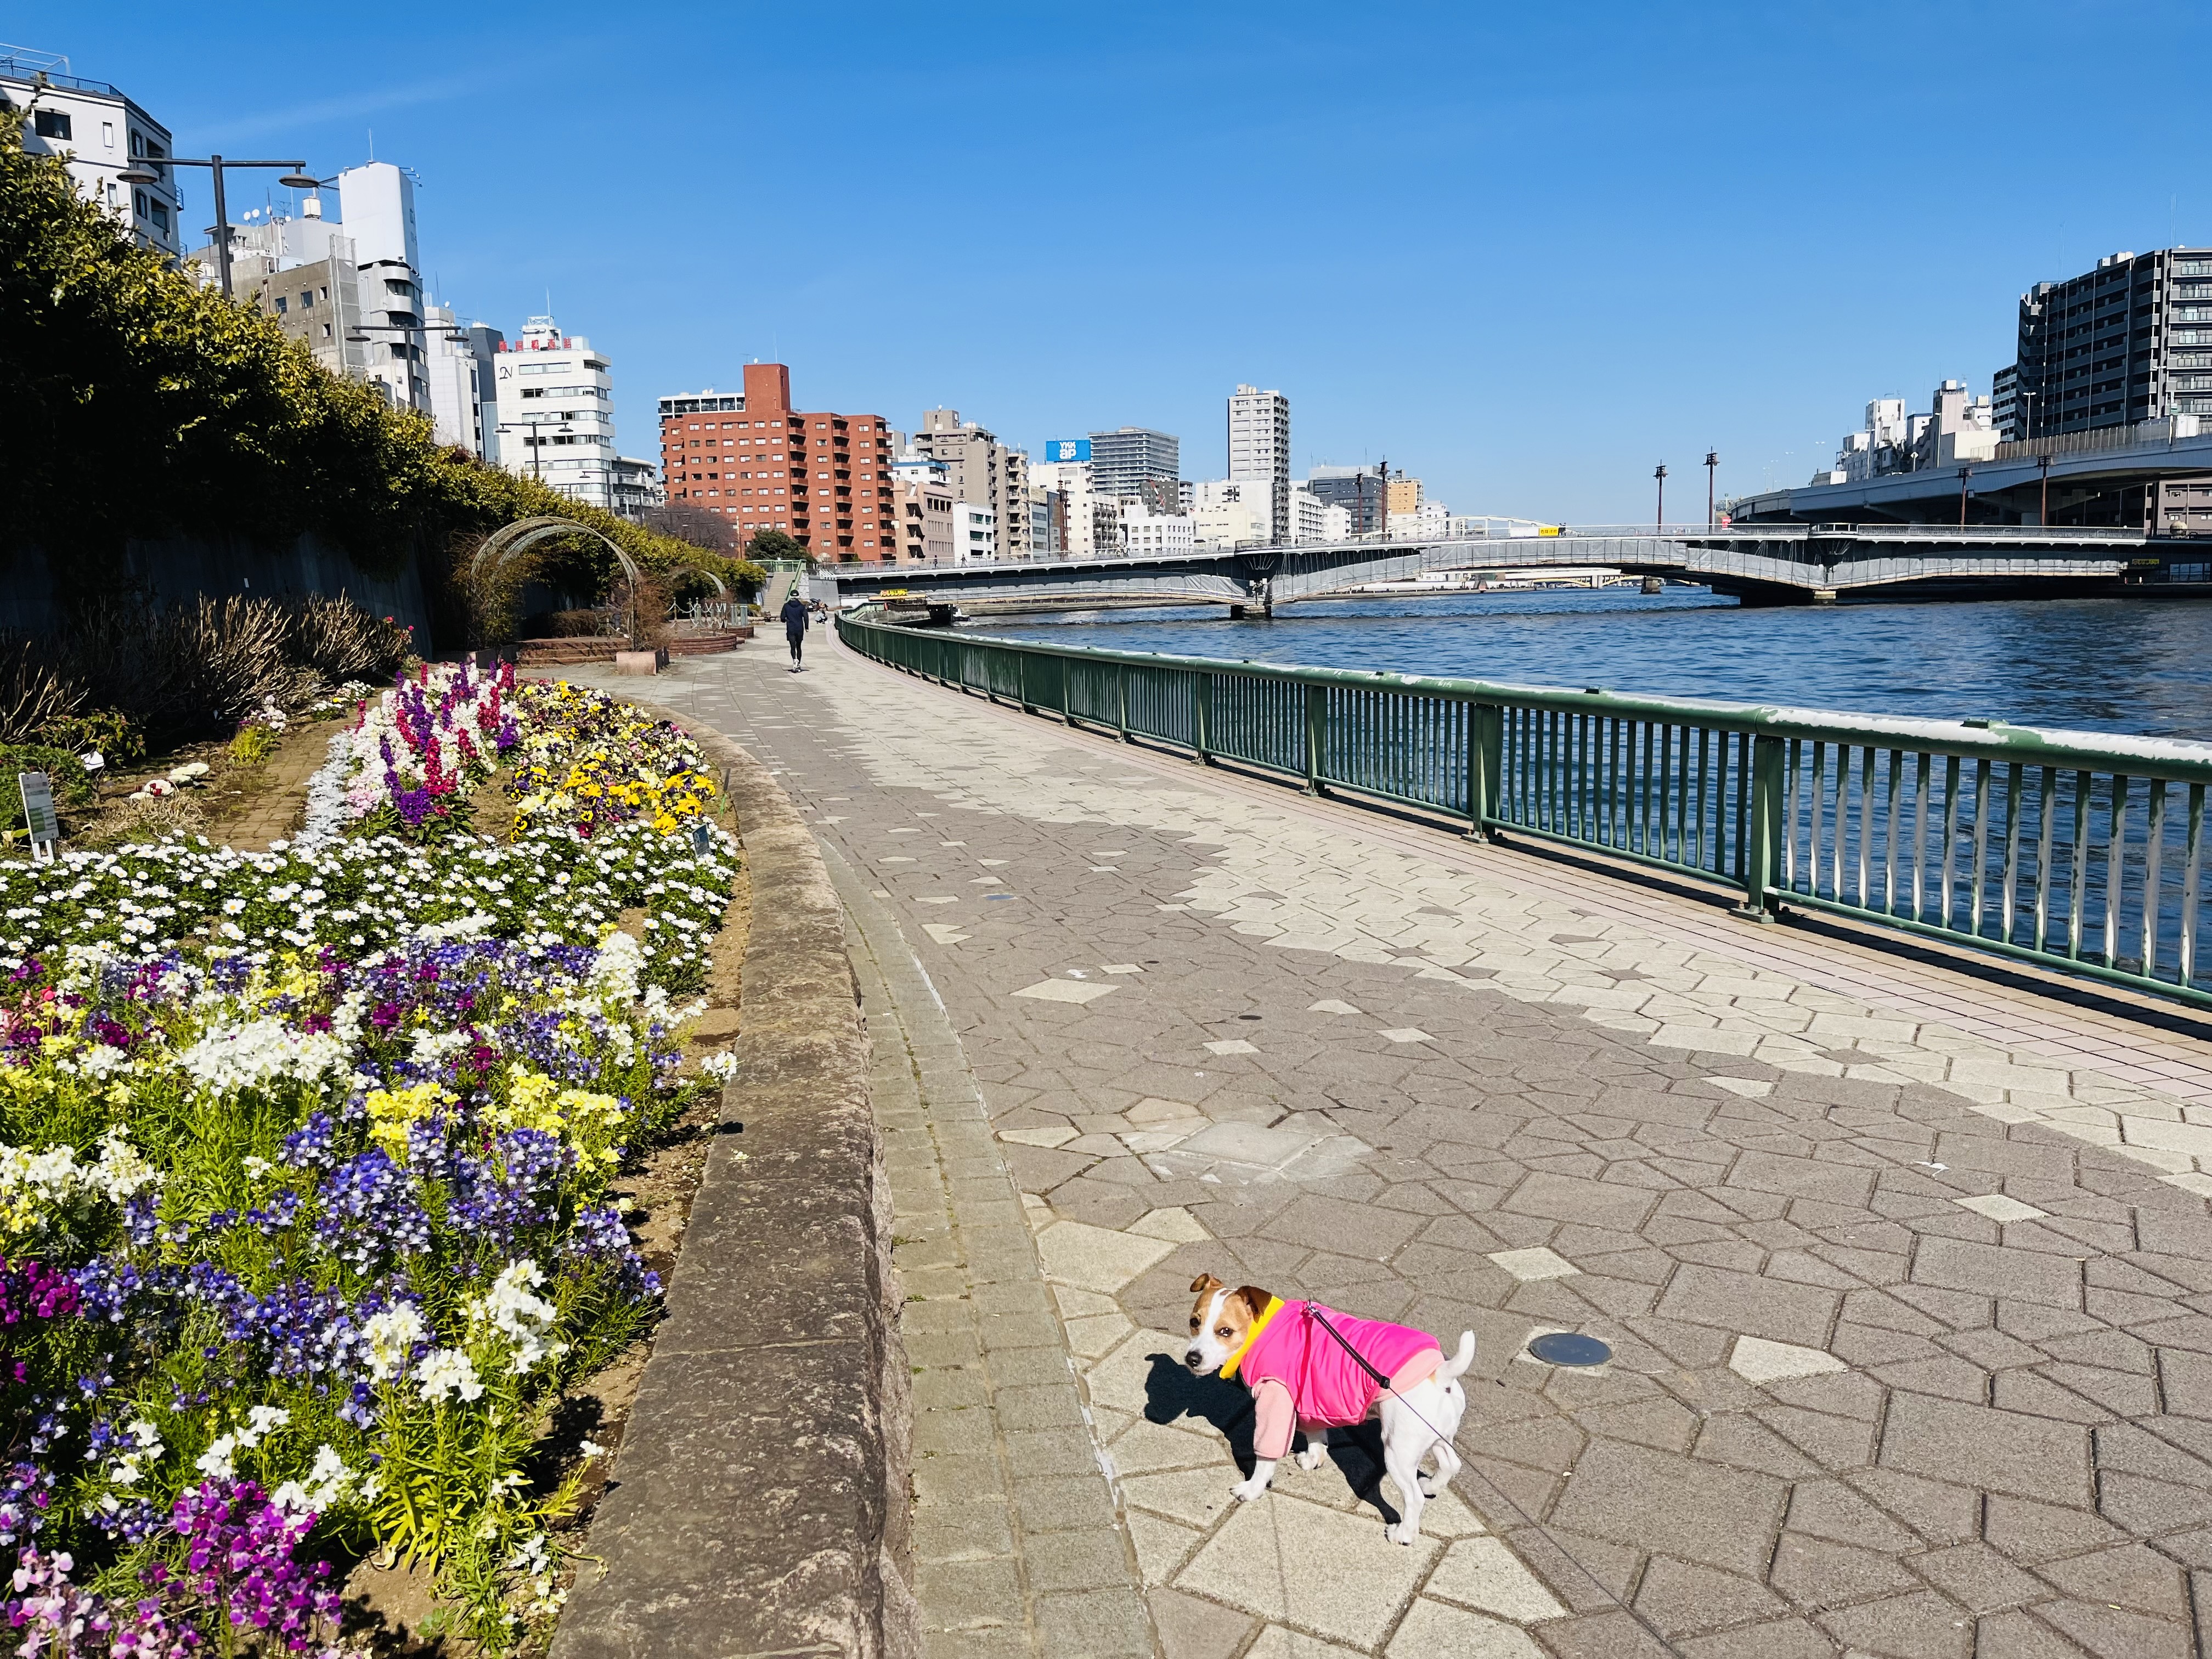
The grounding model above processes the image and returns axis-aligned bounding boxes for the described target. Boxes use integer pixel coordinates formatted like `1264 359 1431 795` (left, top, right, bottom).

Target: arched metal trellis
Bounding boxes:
469 518 647 648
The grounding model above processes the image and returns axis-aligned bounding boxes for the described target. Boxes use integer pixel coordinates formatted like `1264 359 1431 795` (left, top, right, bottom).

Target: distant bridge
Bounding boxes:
805 523 2167 612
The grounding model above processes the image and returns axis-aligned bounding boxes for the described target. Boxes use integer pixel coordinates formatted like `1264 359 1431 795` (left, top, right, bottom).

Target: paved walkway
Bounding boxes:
572 636 2212 1658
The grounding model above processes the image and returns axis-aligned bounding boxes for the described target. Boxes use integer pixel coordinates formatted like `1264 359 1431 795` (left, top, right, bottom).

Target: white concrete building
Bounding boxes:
1388 500 1452 540
424 302 504 459
3 48 181 257
493 315 620 511
1227 383 1290 545
1120 505 1195 557
1286 487 1331 544
336 163 428 412
952 502 998 561
1191 478 1268 549
610 456 663 521
1032 459 1098 557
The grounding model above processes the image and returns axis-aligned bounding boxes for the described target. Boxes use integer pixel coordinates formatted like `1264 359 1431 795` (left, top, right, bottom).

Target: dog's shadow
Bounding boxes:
1139 1351 1404 1527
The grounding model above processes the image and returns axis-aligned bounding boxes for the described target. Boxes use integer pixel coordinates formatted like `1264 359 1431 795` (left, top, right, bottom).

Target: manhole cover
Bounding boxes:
1527 1332 1612 1367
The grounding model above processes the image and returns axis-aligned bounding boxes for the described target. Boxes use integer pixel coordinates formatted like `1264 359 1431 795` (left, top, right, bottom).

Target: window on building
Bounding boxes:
101 120 114 148
148 201 168 232
321 323 332 338
32 110 71 141
274 296 289 315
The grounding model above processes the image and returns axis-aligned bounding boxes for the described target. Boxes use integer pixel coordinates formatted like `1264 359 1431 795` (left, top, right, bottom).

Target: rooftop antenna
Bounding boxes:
367 127 374 162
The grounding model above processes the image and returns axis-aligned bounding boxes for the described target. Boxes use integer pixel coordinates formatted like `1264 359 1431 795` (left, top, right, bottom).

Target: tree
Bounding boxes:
744 528 806 563
643 504 740 554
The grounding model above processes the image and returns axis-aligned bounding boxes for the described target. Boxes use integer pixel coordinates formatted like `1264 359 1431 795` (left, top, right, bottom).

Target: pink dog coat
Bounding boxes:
1223 1299 1442 1460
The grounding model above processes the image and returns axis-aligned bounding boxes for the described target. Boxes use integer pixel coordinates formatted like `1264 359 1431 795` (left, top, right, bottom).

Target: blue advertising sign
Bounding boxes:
1043 438 1091 464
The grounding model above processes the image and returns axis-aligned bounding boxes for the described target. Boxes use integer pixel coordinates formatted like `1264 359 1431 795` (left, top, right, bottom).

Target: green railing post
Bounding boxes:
1735 732 1786 920
1018 651 1035 713
1466 702 1502 840
1304 683 1327 796
1058 656 1071 724
1117 663 1131 743
1195 672 1214 765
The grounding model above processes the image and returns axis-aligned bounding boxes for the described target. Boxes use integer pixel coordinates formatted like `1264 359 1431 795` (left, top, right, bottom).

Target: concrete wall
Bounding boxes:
0 531 436 637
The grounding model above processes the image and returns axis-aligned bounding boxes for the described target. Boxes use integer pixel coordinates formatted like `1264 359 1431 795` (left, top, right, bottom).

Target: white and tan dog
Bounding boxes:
1184 1274 1475 1543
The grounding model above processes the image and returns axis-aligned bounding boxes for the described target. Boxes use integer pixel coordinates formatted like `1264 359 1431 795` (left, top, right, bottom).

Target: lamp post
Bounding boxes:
115 154 319 298
1653 464 1667 532
1705 450 1718 528
1959 464 1973 527
2038 453 2053 526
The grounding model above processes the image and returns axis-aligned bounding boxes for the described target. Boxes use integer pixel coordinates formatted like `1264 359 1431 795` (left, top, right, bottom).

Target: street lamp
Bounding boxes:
1958 464 1973 527
1653 464 1667 532
115 154 319 298
1704 450 1718 528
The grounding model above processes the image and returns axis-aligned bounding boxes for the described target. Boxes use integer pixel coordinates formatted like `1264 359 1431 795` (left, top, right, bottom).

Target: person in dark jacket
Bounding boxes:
780 595 809 670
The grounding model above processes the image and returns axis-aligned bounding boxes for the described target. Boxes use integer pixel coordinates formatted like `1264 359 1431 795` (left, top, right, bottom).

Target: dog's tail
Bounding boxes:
1441 1330 1476 1383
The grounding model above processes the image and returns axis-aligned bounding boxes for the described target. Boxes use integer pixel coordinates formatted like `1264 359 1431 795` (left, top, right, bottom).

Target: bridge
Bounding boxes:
803 522 2169 613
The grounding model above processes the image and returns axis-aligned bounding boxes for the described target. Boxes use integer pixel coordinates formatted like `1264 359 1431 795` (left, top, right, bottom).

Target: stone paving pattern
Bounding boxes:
568 641 2212 1658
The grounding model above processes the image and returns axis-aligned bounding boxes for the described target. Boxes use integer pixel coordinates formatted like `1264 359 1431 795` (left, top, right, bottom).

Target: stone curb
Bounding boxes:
552 697 921 1659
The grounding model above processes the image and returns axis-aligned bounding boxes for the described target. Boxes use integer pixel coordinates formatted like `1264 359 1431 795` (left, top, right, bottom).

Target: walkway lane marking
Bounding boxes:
1012 980 1118 1005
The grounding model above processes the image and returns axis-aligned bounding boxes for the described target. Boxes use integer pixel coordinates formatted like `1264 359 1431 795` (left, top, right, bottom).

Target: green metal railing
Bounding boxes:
836 610 2212 1010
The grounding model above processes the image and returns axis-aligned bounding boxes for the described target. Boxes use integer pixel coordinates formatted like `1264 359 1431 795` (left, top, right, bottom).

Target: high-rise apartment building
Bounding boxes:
2007 247 2212 439
892 453 956 561
3 47 180 256
1226 385 1290 545
494 316 619 511
1386 471 1421 516
659 364 894 557
1306 464 1387 535
1088 427 1180 506
914 410 1029 557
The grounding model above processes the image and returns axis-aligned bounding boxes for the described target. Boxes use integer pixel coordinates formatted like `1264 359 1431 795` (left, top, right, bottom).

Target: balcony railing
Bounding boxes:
836 610 2212 1010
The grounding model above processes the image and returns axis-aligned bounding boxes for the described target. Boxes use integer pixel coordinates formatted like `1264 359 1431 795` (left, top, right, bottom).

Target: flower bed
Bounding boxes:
0 668 732 1653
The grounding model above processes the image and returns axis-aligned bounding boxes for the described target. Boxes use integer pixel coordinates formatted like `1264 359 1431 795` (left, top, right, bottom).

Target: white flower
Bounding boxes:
195 1434 238 1479
173 1018 352 1093
271 1443 359 1515
577 1440 607 1462
414 1347 484 1403
239 1404 289 1444
361 1303 428 1381
465 1259 567 1375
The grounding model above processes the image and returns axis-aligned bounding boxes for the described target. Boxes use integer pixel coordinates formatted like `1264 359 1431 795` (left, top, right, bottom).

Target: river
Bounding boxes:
976 589 2212 742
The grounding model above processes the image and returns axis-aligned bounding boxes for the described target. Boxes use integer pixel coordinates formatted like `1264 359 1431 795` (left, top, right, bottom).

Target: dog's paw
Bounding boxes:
1385 1521 1419 1546
1295 1448 1325 1471
1417 1475 1441 1497
1229 1479 1267 1503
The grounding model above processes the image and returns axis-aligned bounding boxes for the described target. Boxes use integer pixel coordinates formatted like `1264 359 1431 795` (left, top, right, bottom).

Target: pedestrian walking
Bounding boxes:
781 593 810 670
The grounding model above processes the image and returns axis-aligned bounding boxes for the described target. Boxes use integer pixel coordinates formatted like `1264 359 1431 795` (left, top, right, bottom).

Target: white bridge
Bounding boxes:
805 523 2166 613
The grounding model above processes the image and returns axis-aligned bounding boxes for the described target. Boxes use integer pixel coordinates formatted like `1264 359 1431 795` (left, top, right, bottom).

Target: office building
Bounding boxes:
1286 487 1332 544
1305 465 1387 535
1088 427 1180 506
3 47 180 256
915 410 1030 557
1389 499 1451 540
893 453 956 561
2007 247 2212 439
659 363 893 557
1226 385 1291 545
1119 504 1195 557
495 315 620 510
424 302 505 459
1034 450 1098 557
228 207 368 383
334 164 428 413
1386 472 1421 517
1191 478 1268 549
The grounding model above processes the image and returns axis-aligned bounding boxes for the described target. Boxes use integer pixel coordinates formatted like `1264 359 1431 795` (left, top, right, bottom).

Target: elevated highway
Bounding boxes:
805 523 2165 613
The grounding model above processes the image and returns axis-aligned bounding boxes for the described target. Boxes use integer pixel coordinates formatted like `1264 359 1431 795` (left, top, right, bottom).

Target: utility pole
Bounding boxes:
1378 460 1389 541
2038 453 2052 526
1959 464 1973 527
1654 464 1667 532
1705 450 1718 528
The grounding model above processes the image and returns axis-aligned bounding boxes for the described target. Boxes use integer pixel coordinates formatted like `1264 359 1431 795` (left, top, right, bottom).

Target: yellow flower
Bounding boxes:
364 1083 454 1162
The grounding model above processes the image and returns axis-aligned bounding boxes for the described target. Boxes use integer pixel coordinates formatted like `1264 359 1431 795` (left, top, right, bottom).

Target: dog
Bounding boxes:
1184 1274 1475 1544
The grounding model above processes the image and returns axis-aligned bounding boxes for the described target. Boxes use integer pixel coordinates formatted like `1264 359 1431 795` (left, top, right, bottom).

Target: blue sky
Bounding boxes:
29 2 2212 521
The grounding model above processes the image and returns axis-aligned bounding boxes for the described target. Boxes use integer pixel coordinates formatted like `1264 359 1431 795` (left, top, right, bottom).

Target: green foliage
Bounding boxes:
743 529 805 563
227 723 278 767
0 122 741 628
0 744 99 810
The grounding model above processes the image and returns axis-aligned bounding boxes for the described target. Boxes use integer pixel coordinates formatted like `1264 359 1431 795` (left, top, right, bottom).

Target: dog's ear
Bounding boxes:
1232 1285 1273 1318
1188 1273 1224 1295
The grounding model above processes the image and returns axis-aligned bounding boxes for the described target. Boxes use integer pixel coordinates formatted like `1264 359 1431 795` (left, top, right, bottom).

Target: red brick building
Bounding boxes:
656 364 895 560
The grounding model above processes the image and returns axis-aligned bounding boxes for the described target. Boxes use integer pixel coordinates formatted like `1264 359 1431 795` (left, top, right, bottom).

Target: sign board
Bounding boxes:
1043 438 1091 464
18 772 58 849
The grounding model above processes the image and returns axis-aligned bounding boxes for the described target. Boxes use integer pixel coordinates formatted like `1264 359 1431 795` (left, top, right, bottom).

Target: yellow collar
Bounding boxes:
1218 1296 1284 1381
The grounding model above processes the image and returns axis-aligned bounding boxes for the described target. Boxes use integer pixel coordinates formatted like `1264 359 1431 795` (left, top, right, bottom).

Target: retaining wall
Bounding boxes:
551 704 919 1659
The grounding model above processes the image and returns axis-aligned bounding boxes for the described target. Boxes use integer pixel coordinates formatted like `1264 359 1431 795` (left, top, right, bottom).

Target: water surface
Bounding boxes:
978 590 2212 741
